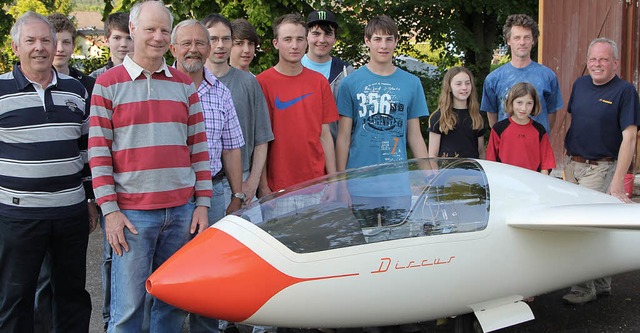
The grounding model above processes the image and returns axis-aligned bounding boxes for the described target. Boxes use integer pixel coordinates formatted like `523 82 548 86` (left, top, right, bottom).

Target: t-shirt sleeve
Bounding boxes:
546 75 564 114
321 79 339 124
619 84 640 129
408 76 429 119
486 128 500 161
336 77 355 118
540 132 556 170
251 79 274 145
428 111 442 134
480 76 497 113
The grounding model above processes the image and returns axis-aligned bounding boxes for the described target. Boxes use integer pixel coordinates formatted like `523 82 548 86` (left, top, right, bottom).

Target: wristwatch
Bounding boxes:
231 192 246 203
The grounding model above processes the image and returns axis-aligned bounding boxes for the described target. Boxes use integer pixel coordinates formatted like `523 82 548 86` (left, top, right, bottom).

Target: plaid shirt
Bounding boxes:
198 68 245 176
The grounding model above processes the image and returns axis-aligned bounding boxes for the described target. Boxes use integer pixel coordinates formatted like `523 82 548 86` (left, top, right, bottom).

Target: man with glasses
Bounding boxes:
170 17 245 333
203 13 273 218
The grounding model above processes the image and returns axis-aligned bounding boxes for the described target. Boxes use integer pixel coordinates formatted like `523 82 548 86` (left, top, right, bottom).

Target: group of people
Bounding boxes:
428 14 640 307
0 2 638 333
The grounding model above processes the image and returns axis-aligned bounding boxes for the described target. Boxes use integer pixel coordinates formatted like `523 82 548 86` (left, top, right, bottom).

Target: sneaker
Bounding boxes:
596 288 612 296
562 290 596 304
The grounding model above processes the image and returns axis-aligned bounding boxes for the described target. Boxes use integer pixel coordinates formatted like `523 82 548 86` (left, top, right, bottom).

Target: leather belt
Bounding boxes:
569 155 615 165
212 171 224 182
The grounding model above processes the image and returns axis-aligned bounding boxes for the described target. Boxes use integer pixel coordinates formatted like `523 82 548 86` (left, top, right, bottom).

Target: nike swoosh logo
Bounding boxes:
275 93 313 110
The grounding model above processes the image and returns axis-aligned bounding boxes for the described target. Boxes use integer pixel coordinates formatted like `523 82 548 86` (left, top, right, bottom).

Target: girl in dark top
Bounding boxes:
428 67 485 158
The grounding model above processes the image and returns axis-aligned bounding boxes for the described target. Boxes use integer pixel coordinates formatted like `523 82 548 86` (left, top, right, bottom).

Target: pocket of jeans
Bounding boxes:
212 182 225 196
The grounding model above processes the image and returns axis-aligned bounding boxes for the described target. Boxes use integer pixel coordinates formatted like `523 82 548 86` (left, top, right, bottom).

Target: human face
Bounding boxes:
506 25 534 60
206 22 232 65
273 23 307 64
306 25 336 62
53 31 74 71
170 24 210 74
587 42 618 85
229 39 255 71
450 72 472 107
107 29 133 64
510 94 534 125
11 19 55 78
365 32 397 65
130 3 171 65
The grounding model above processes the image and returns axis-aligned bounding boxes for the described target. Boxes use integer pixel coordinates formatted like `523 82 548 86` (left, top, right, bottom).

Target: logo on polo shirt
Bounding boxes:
65 99 80 112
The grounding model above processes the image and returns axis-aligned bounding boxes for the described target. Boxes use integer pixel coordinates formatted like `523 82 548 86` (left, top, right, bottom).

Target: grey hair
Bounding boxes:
10 11 57 45
588 37 619 60
171 19 210 44
130 0 174 30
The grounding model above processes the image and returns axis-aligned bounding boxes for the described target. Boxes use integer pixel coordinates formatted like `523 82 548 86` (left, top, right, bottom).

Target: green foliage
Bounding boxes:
70 45 109 74
8 0 49 19
0 43 18 73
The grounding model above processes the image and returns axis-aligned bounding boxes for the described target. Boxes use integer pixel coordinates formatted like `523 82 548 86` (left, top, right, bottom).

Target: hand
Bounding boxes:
226 198 242 215
242 180 258 204
321 183 338 203
105 211 138 256
88 202 99 234
190 206 209 235
609 183 632 203
257 184 272 199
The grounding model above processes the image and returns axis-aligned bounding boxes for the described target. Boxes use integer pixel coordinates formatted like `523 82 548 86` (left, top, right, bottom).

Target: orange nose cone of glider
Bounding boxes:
146 227 305 322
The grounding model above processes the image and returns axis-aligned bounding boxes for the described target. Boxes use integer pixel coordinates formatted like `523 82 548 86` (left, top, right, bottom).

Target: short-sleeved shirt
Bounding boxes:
486 117 556 172
565 75 640 159
217 67 273 173
198 68 245 176
301 54 331 79
428 108 485 158
256 67 339 191
481 61 563 133
337 66 429 169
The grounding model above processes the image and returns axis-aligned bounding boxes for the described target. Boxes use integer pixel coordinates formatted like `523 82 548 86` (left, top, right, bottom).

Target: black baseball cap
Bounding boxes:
307 9 338 28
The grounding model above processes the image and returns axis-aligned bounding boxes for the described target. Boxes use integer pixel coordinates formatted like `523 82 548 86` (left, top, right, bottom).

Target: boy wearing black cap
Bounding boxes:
302 9 354 103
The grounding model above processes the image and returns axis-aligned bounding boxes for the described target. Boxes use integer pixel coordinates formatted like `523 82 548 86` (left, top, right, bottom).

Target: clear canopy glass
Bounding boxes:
233 158 490 254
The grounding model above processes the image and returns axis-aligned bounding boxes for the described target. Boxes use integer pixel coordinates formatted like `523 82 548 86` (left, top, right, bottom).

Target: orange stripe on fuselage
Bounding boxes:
147 227 358 322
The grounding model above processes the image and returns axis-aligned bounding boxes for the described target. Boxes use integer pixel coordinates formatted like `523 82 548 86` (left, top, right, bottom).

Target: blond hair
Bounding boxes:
429 66 483 134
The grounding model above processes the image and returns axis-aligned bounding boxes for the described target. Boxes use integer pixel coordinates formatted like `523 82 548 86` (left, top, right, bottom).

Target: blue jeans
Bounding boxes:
100 216 113 329
108 201 196 333
208 180 226 224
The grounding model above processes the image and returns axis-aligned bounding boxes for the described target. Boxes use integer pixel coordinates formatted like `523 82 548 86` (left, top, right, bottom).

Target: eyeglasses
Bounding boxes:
210 36 232 44
177 40 209 49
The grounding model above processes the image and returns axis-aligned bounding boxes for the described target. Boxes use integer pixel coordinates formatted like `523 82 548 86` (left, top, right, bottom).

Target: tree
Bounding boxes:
374 0 538 84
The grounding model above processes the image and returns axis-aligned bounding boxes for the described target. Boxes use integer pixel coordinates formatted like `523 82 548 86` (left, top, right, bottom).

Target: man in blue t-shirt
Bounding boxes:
562 37 640 306
336 15 428 227
481 14 563 133
336 15 428 171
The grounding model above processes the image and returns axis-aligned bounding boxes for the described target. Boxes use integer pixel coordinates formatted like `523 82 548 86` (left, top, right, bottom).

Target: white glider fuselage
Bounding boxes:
147 159 640 331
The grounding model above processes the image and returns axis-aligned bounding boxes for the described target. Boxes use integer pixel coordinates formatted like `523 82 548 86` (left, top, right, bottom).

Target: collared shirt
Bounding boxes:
23 68 57 104
198 68 244 176
89 55 213 214
123 55 172 98
0 64 90 219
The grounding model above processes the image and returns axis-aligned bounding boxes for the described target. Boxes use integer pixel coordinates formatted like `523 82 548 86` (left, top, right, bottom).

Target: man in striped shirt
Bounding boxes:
0 11 92 332
88 2 212 331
